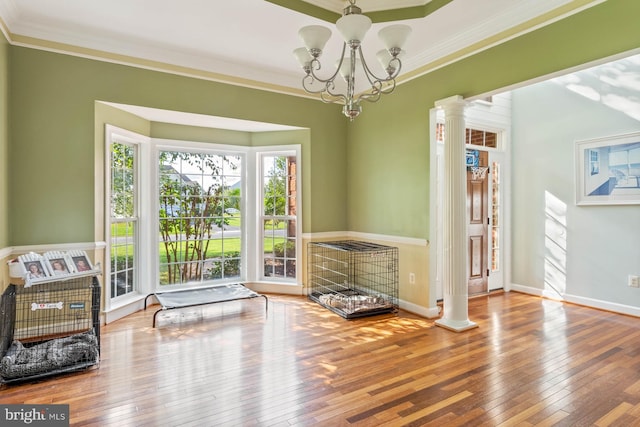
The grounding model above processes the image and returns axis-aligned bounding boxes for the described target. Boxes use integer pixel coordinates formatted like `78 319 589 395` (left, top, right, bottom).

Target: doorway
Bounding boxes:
431 103 509 301
466 149 489 295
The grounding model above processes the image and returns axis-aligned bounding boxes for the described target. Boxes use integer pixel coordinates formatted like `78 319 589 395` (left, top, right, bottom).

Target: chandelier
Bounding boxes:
293 0 411 121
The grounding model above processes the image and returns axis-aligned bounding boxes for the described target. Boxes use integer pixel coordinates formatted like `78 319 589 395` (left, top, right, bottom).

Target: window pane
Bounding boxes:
110 220 136 297
111 144 135 218
261 154 297 280
158 150 242 287
110 142 137 299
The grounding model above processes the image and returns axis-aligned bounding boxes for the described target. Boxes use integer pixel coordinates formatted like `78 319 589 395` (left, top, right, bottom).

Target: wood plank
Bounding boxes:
1 292 640 426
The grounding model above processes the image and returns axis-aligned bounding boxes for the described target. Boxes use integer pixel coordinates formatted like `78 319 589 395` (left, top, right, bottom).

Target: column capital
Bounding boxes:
435 95 466 115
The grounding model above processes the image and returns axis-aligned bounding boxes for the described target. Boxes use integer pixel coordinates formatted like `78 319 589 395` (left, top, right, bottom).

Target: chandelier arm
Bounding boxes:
358 79 398 104
307 43 347 85
320 91 347 104
296 1 409 120
358 46 396 85
324 80 348 102
301 74 334 95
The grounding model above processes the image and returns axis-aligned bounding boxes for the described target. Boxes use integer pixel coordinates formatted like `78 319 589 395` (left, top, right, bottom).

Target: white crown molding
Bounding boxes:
0 0 608 104
405 0 605 73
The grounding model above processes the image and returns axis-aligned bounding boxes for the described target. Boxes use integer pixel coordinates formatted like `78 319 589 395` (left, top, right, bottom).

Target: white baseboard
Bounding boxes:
245 282 305 296
399 299 440 318
104 296 148 324
510 282 640 317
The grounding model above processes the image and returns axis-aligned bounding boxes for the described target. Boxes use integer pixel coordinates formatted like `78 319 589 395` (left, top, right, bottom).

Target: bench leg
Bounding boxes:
144 293 156 310
153 309 162 328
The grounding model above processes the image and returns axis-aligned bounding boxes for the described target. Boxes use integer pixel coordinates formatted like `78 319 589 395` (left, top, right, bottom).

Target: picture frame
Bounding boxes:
43 251 75 276
22 259 49 280
575 131 640 205
69 251 94 272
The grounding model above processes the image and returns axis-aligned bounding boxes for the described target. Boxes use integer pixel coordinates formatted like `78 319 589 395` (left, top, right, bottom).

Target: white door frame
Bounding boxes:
429 105 512 305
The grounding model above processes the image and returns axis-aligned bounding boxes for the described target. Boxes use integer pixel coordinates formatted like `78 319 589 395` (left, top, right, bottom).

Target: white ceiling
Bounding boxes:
0 0 606 128
0 0 606 93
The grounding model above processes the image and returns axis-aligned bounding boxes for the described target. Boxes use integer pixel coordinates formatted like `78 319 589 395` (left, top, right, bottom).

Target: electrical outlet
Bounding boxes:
409 273 415 284
629 275 640 288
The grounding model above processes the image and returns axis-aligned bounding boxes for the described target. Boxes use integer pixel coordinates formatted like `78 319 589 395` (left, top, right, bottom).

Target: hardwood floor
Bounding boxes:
2 291 640 426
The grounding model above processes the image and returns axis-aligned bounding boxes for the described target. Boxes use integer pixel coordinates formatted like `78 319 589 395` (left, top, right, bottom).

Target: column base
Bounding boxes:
435 318 478 332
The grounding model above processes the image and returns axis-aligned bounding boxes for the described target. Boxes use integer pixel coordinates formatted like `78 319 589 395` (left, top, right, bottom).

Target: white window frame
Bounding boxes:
105 129 302 314
254 147 302 285
104 125 152 312
151 139 248 291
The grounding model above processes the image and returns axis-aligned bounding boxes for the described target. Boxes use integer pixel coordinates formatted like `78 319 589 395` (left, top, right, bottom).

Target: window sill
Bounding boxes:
103 293 148 324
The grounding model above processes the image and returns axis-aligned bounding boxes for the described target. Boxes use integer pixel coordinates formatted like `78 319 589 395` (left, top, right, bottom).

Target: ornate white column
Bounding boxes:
434 95 477 332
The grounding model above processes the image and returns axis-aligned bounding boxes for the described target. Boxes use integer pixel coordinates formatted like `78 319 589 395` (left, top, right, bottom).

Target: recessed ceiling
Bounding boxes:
0 0 605 97
301 0 433 14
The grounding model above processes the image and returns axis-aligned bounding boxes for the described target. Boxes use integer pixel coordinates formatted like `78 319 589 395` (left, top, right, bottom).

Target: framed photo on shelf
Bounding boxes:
575 131 640 205
23 260 49 279
43 251 75 276
70 253 93 272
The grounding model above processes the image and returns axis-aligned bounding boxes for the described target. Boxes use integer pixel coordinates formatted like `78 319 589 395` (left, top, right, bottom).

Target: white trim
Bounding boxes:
399 298 440 318
0 246 13 259
510 283 640 318
5 241 106 255
105 126 150 311
347 231 428 247
302 231 348 240
245 282 304 296
428 108 441 305
303 231 428 247
255 146 303 285
104 294 148 324
302 0 430 14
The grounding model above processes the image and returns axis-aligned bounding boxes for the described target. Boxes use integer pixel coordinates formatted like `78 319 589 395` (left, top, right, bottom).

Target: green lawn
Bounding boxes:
110 214 288 267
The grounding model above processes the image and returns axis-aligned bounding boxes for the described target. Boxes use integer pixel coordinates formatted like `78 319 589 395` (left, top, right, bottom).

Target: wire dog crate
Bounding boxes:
0 275 100 384
307 240 398 319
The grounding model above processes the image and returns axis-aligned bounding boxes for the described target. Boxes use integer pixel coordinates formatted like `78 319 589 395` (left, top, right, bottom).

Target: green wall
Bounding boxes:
0 30 8 248
9 48 347 245
347 0 640 239
5 0 640 247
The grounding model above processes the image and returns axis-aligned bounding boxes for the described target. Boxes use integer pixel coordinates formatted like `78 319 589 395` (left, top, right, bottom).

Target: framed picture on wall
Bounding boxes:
575 131 640 205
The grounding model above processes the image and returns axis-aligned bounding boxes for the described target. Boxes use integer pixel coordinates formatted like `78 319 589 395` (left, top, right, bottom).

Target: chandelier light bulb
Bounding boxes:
298 25 332 57
376 49 394 74
336 13 372 45
293 47 313 70
378 24 412 54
